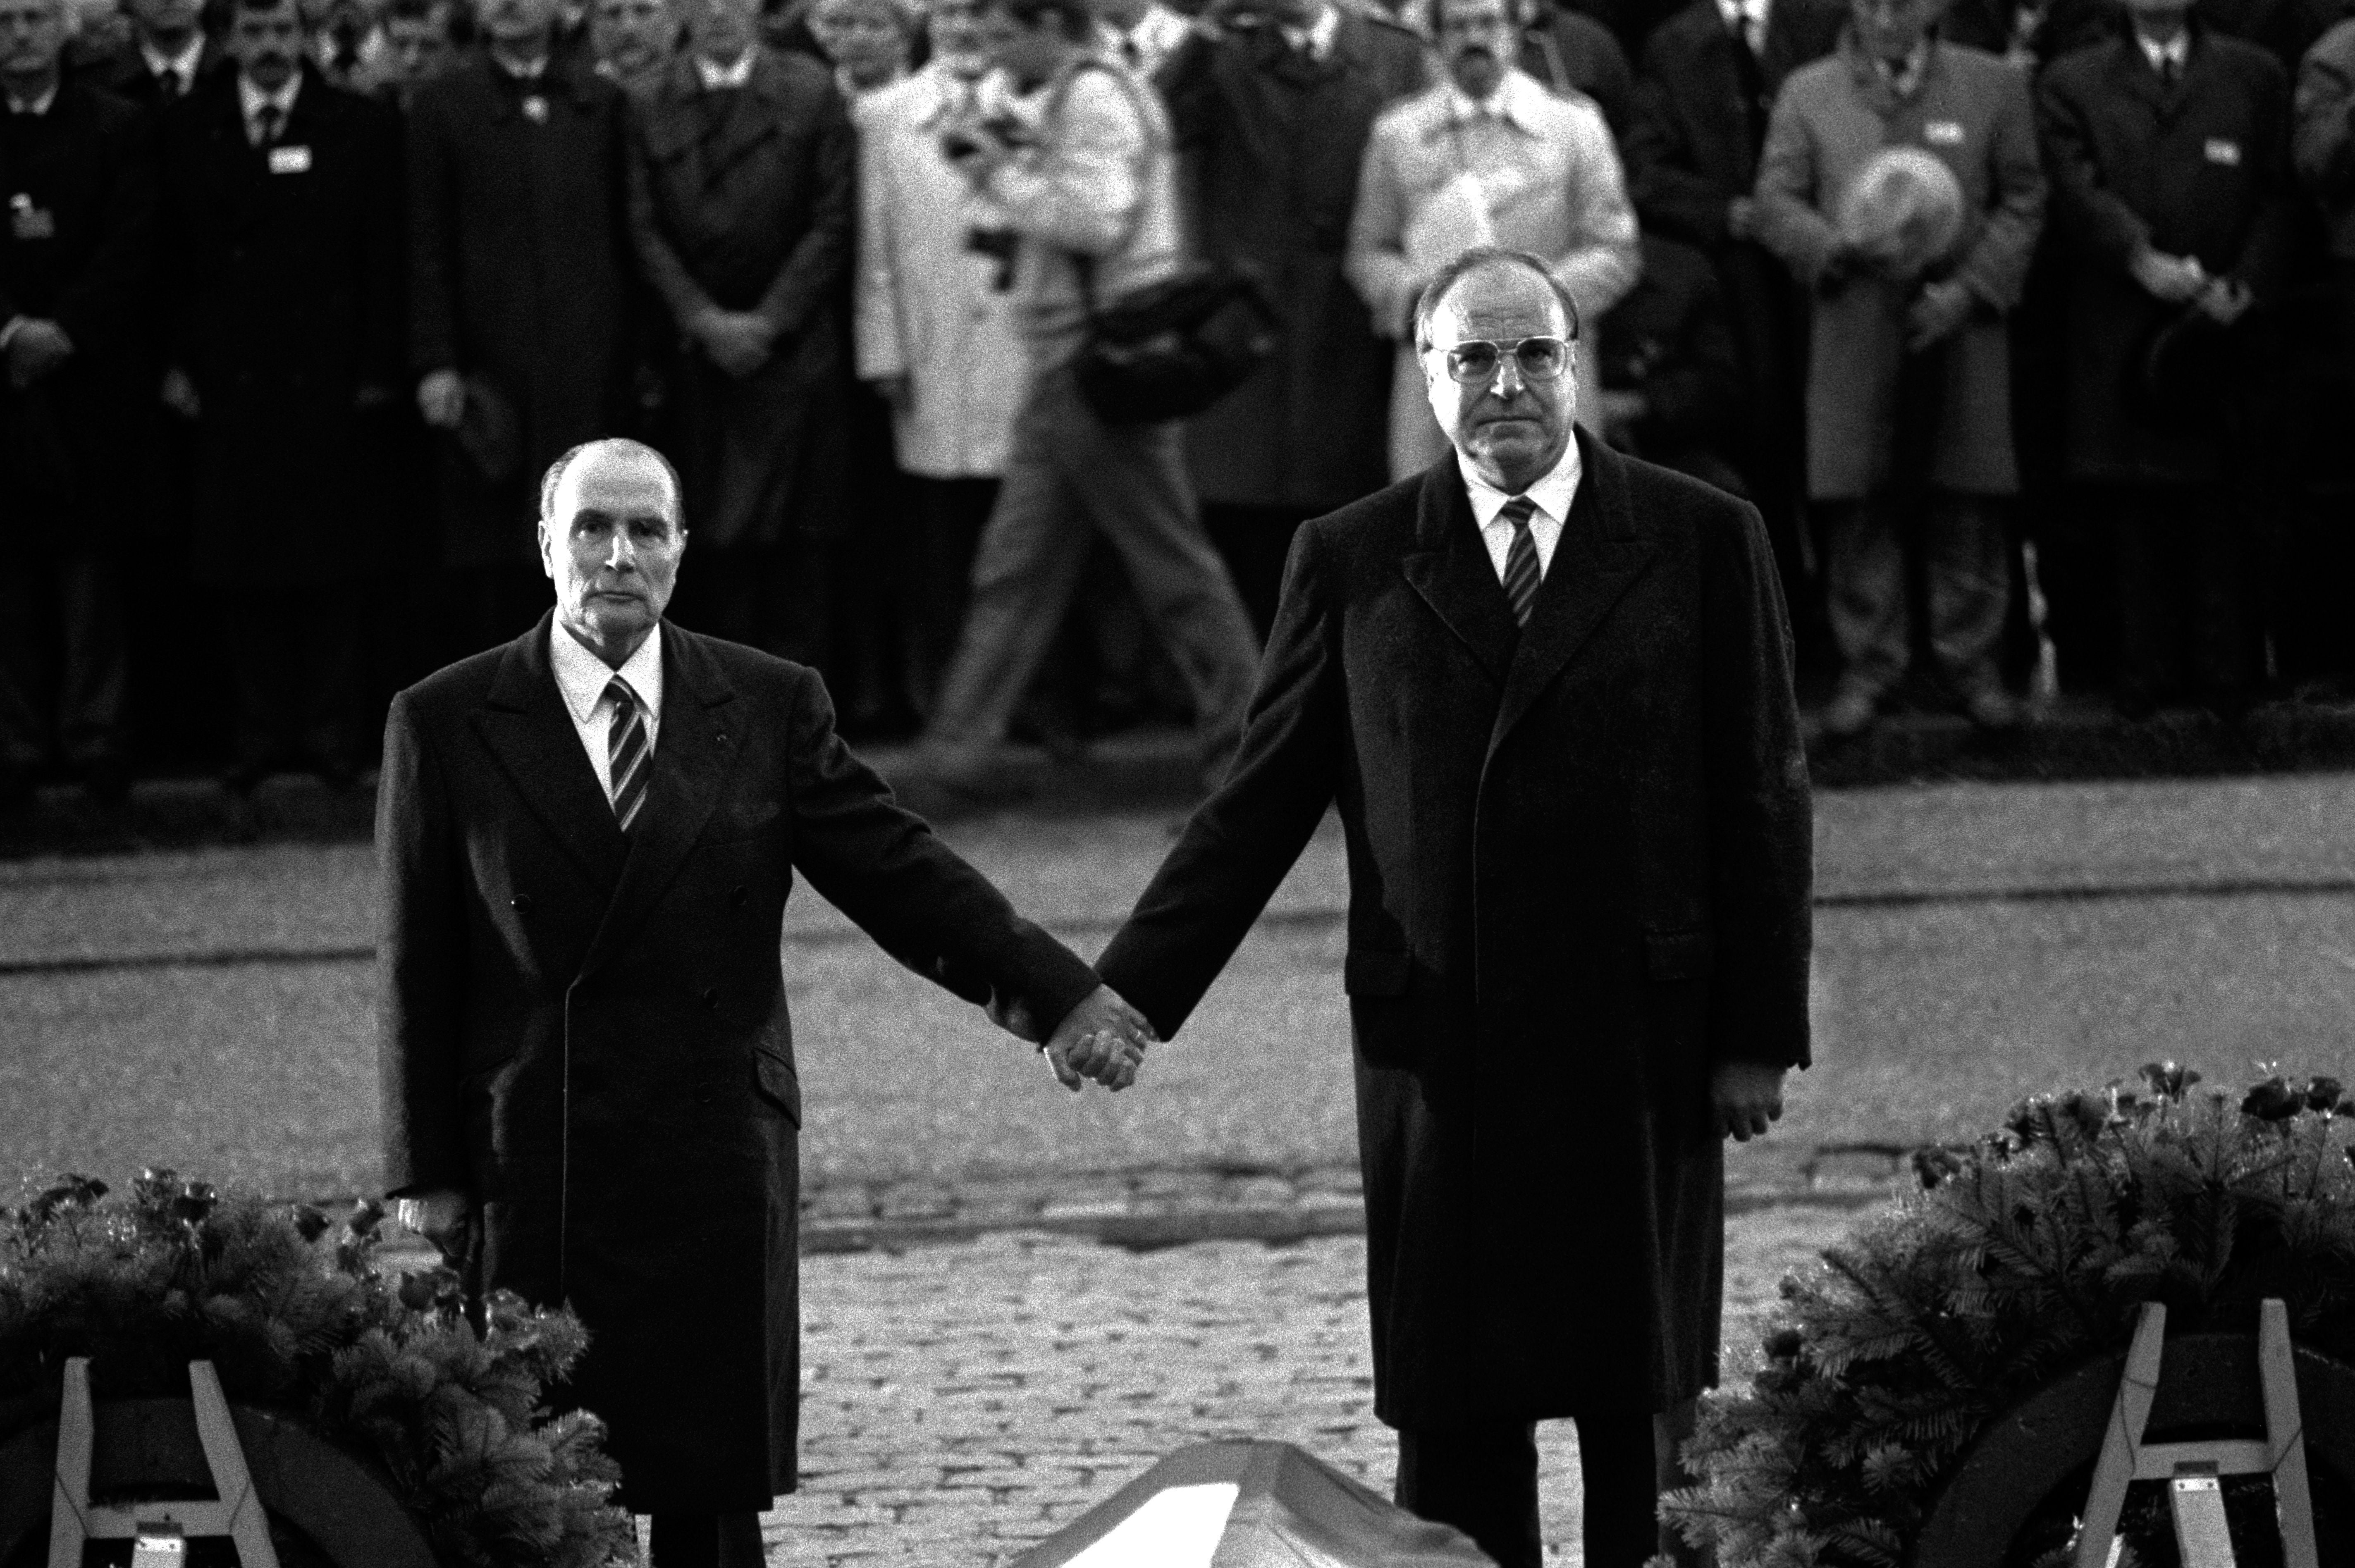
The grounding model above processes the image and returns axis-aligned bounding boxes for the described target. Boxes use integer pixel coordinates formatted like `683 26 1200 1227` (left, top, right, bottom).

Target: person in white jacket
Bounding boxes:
1346 0 1639 478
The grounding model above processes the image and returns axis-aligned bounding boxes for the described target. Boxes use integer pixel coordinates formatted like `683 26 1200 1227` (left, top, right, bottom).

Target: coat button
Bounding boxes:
702 986 720 1008
695 1085 713 1105
511 894 533 912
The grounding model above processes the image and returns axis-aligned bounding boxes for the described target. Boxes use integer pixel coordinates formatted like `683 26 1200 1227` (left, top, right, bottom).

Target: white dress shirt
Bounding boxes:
238 72 301 146
2137 29 2190 77
1282 2 1340 62
4 81 57 115
697 48 758 91
1458 440 1581 583
1714 0 1769 55
551 621 664 804
143 36 205 98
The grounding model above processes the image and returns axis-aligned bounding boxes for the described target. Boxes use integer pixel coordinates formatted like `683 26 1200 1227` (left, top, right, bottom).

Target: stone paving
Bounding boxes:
749 1205 1862 1567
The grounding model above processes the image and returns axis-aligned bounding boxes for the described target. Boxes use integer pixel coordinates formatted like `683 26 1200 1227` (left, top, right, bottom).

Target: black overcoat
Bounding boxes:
161 69 403 587
377 615 1100 1509
1160 17 1426 513
0 81 155 551
2037 29 2298 484
405 54 635 566
1095 432 1813 1427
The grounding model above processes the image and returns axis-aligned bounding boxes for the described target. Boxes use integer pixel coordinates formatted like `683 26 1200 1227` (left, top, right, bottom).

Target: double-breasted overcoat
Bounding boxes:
1095 432 1813 1426
2037 28 2296 484
628 50 854 549
1752 34 2047 500
161 67 403 587
1159 17 1427 513
377 615 1100 1509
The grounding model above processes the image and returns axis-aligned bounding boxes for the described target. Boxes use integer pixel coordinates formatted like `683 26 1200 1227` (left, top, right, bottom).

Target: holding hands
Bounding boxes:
991 982 1158 1094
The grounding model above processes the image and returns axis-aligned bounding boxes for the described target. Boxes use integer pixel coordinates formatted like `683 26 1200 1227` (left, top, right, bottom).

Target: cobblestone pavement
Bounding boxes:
750 1205 1860 1567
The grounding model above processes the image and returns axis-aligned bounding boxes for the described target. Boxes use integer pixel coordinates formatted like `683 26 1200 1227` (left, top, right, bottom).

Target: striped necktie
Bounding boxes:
605 677 650 833
1498 495 1542 627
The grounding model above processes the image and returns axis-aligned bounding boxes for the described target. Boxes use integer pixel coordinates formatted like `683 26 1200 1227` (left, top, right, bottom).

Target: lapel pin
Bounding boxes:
523 95 549 122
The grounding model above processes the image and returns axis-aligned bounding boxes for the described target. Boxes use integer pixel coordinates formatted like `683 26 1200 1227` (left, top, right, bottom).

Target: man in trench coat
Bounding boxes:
1089 247 1813 1568
377 437 1151 1568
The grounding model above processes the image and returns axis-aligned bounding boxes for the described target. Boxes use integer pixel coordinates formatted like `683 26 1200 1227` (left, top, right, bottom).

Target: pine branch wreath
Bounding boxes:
0 1170 637 1568
1661 1065 2355 1568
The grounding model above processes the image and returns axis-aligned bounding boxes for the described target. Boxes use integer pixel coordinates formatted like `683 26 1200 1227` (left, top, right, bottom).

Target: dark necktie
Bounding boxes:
254 103 284 147
1499 496 1542 627
2159 53 2180 88
606 677 650 832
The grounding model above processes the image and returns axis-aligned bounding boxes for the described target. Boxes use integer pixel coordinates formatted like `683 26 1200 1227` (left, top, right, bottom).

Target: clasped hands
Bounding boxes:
991 982 1157 1094
2128 246 2252 325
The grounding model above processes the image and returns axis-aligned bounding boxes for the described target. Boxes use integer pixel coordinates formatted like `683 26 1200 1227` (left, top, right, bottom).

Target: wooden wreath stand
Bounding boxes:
1913 1298 2355 1568
0 1358 437 1568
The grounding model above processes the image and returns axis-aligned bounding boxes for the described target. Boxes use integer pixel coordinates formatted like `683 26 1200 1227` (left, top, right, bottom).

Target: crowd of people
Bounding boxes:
5 0 2355 807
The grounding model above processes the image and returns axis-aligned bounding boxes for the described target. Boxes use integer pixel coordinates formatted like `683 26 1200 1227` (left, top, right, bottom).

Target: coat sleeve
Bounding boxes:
51 100 158 356
2036 60 2154 272
852 106 909 380
783 671 1104 1037
1699 499 1813 1069
1094 522 1345 1041
405 88 459 375
2293 24 2355 204
1553 100 1644 325
376 690 472 1197
1343 119 1418 341
1626 67 1735 252
1951 64 2045 312
1750 79 1843 283
754 86 856 339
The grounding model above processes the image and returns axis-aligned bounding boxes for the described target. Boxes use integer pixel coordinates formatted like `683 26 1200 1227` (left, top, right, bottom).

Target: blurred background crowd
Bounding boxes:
5 0 2355 807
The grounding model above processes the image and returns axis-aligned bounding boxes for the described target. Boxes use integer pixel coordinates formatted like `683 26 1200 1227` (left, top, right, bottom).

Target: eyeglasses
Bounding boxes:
1426 335 1575 386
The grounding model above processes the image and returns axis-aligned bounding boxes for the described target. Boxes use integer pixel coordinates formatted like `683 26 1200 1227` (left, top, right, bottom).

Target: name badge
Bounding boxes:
7 194 54 241
268 144 312 174
1924 120 1965 146
2205 138 2240 166
522 95 549 123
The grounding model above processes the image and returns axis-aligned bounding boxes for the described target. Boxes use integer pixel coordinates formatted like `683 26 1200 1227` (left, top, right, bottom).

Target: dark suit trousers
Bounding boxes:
0 552 130 773
1394 1411 1662 1568
647 1510 764 1568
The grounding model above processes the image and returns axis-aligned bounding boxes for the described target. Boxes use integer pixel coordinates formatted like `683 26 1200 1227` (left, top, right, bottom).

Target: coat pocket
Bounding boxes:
1643 928 1716 981
752 1049 802 1128
1343 948 1412 997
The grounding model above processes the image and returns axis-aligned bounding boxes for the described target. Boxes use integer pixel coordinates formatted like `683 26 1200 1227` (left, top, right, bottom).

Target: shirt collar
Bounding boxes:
1457 437 1582 532
143 34 205 82
1714 0 1767 33
696 47 758 90
1283 2 1339 60
238 70 302 122
1443 68 1539 131
5 82 58 115
2137 29 2189 71
552 618 665 726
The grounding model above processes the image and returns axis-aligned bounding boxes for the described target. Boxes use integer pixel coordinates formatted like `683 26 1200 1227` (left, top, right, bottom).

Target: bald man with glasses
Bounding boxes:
1085 247 1813 1567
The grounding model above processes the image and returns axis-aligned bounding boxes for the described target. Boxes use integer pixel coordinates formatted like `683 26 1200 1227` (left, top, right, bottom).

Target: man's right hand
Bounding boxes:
2128 246 2206 304
417 368 467 429
394 1187 475 1260
693 310 777 379
1726 195 1756 243
6 318 73 389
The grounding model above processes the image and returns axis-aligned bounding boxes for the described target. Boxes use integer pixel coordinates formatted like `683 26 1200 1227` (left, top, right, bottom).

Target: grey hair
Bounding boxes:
539 438 687 525
1411 245 1584 351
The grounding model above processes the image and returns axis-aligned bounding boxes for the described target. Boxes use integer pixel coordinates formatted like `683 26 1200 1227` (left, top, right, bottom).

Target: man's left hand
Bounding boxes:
1712 1060 1787 1141
6 318 73 389
1034 983 1156 1093
1906 279 1975 351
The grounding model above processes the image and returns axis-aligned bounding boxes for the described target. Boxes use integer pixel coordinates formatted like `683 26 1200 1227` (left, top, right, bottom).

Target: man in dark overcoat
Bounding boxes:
627 0 853 665
1624 0 1842 632
1158 0 1426 633
379 437 1151 1568
160 0 402 787
2037 0 2297 714
0 0 153 809
81 0 224 103
1090 248 1813 1568
406 0 637 661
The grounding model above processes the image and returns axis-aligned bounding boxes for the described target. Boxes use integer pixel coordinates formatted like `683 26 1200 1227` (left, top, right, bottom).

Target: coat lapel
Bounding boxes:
475 613 629 886
1401 458 1520 688
578 624 741 980
1489 432 1656 752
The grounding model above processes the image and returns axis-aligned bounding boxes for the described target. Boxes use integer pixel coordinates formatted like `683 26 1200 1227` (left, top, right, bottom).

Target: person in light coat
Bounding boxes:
852 0 1032 710
1346 0 1639 478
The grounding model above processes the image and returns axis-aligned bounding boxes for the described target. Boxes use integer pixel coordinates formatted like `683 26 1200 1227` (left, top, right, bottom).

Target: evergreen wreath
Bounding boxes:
1660 1064 2355 1568
0 1169 637 1568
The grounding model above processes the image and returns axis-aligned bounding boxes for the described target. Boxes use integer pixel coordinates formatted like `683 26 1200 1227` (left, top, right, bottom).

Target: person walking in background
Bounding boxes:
1753 0 2045 738
590 0 674 88
1159 0 1426 633
1346 0 1638 477
628 0 854 664
905 0 1262 810
407 0 638 661
1625 0 1842 648
2037 0 2295 718
854 0 1031 716
0 0 152 811
158 0 403 791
